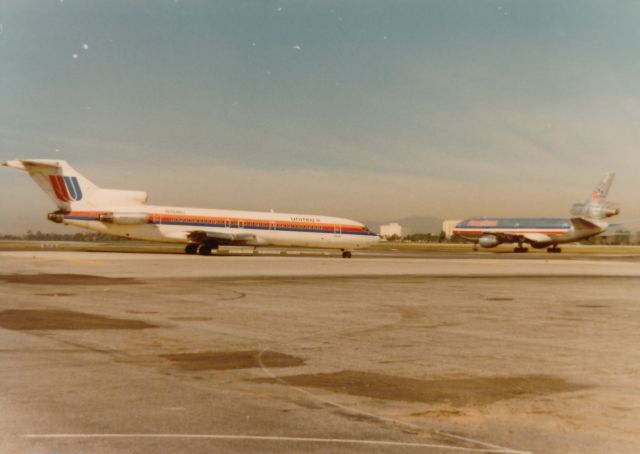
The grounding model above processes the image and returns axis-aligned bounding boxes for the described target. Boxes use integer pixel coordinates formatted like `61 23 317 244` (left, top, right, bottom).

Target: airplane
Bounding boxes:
3 159 380 257
452 173 619 253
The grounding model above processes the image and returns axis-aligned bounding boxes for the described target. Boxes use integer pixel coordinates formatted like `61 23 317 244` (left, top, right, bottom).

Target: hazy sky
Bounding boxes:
1 1 640 233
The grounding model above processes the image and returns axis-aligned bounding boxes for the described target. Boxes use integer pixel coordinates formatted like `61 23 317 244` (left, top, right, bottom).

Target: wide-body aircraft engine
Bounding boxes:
570 202 619 219
478 234 500 248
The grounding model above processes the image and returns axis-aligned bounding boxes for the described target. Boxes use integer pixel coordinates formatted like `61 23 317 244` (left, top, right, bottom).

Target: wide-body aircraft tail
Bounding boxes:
569 172 618 220
3 159 148 211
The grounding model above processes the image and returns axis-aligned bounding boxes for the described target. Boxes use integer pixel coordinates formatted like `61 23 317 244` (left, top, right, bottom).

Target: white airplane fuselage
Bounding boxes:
59 205 379 250
4 159 380 256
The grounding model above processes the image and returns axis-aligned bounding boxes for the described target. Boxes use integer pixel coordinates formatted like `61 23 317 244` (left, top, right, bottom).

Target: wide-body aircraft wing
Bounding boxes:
473 230 554 246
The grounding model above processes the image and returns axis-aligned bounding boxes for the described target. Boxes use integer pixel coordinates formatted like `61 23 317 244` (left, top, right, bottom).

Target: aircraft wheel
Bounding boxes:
514 247 529 253
547 246 562 253
185 244 198 255
198 244 212 256
342 251 352 259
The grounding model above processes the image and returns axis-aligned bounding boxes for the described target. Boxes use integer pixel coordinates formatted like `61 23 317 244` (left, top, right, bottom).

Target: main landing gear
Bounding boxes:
341 250 352 259
547 245 562 253
514 239 528 253
185 243 219 256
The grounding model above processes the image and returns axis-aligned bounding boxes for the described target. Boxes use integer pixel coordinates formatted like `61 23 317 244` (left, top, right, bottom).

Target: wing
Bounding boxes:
188 230 256 245
162 230 257 245
520 233 553 244
473 230 553 247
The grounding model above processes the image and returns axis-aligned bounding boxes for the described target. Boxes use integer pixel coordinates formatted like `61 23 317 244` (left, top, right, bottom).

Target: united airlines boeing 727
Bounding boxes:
453 173 618 253
4 159 380 257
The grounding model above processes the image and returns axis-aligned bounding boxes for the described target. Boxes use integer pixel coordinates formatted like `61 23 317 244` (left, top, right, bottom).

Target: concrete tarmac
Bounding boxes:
1 250 639 453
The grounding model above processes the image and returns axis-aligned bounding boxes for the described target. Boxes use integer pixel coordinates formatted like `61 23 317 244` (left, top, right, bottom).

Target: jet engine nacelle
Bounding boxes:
47 212 65 224
570 202 619 219
478 234 500 248
99 212 149 225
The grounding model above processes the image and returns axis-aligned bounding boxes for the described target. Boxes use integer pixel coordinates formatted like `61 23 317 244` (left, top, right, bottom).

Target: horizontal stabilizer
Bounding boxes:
4 159 62 170
570 217 605 231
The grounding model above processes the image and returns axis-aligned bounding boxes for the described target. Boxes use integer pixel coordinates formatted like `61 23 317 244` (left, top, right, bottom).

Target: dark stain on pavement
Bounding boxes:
253 371 586 406
0 309 155 330
161 350 305 371
0 273 137 285
35 293 76 297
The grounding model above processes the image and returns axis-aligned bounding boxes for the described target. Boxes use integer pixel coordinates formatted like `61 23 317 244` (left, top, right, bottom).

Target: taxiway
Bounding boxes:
1 250 639 453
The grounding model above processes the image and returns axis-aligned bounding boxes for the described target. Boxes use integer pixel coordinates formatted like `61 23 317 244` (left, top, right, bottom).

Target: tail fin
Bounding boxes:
570 172 619 219
3 159 148 210
588 172 615 203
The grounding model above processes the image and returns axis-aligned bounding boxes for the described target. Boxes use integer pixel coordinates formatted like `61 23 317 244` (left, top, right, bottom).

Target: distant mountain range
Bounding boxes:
365 215 444 235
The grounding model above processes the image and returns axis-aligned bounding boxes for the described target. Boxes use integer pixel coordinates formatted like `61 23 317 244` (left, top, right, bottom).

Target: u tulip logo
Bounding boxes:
49 175 83 202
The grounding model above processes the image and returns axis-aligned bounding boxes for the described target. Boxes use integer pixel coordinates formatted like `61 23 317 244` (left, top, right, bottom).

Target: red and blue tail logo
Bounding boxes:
49 175 83 202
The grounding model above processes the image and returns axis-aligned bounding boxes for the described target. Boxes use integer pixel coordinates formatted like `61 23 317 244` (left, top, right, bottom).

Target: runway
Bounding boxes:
1 250 639 453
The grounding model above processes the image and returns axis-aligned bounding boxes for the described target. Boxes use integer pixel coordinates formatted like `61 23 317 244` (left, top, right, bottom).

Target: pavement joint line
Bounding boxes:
256 348 529 454
22 433 531 452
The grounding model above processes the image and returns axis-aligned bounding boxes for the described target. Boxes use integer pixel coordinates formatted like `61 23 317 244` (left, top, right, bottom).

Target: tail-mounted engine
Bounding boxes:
570 202 619 219
99 212 150 225
47 211 66 223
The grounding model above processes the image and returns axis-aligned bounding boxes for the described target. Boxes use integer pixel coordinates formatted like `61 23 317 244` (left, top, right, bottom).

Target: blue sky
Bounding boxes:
1 1 640 233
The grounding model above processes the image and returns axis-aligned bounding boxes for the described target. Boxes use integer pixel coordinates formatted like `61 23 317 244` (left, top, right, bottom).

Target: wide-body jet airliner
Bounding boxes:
453 173 618 253
4 159 380 257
